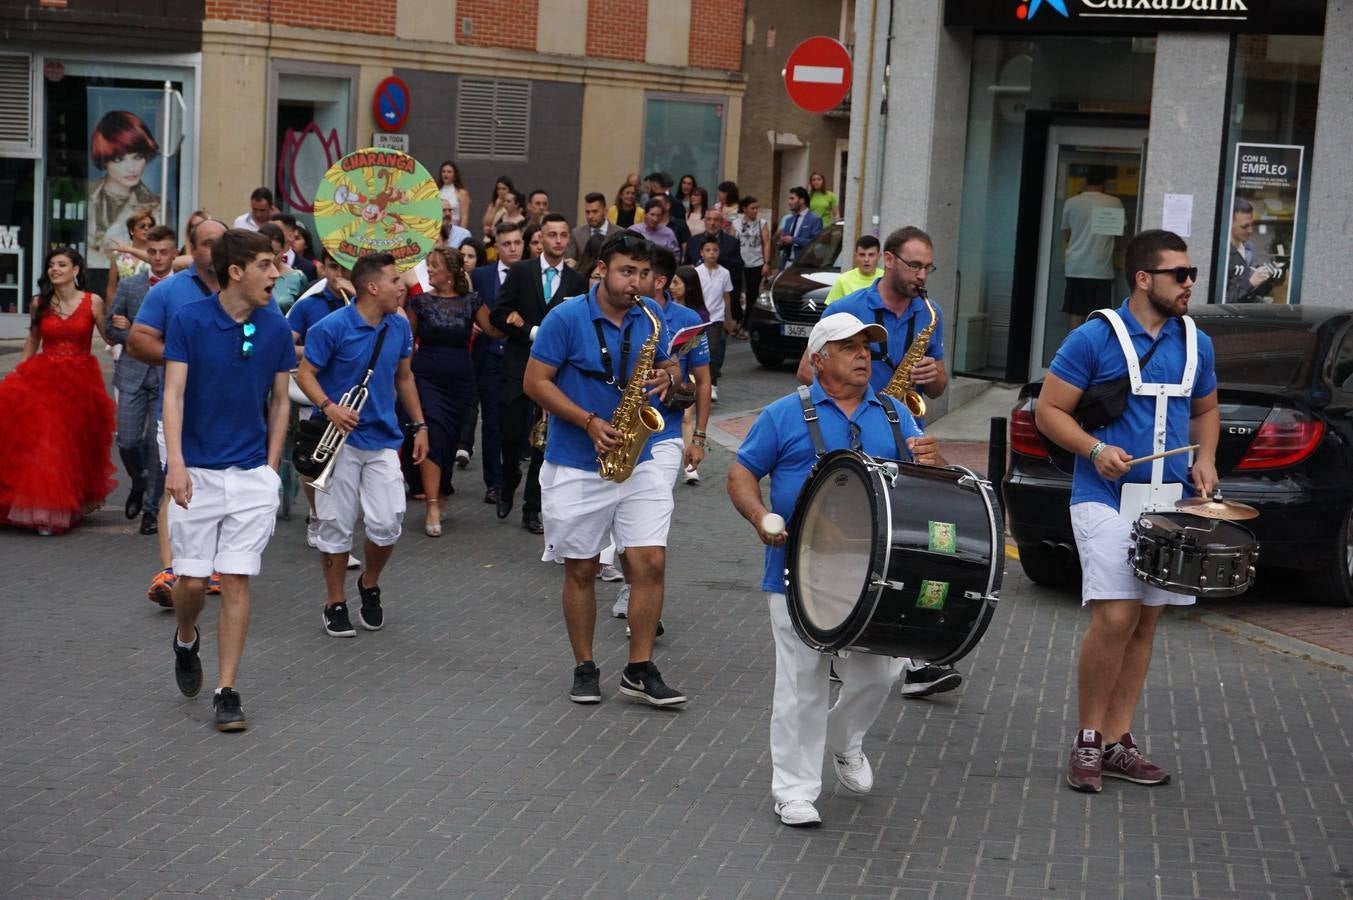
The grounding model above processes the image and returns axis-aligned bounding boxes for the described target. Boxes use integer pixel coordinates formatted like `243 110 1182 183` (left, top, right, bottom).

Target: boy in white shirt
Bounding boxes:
697 235 734 401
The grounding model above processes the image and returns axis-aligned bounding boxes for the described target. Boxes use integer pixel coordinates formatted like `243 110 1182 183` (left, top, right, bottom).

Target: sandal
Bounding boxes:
425 520 442 537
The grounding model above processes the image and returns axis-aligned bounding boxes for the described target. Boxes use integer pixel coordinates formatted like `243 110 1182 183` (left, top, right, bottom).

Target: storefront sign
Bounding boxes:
944 0 1327 35
372 132 409 152
1222 143 1304 304
312 148 440 272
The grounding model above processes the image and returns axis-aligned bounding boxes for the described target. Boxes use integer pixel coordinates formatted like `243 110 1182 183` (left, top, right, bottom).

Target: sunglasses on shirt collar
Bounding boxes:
240 321 256 358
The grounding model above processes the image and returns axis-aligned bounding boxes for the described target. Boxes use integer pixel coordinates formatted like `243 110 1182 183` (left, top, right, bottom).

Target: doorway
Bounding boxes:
1029 125 1147 377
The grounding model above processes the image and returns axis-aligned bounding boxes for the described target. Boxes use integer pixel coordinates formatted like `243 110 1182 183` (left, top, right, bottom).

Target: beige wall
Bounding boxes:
577 82 646 219
397 0 457 44
646 0 691 68
199 32 269 220
538 0 587 56
354 64 393 149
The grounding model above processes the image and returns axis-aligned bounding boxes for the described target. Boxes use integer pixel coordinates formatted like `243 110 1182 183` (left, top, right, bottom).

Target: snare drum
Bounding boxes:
784 450 1004 666
1129 512 1259 597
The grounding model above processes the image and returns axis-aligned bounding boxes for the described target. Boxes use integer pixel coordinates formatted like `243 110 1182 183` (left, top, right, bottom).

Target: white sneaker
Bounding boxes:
832 753 873 794
710 385 719 402
455 448 471 469
612 584 630 618
306 516 320 549
683 465 701 485
346 554 361 570
598 564 624 582
774 799 821 827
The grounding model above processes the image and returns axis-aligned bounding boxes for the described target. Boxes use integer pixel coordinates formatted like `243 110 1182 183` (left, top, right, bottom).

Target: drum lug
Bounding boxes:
871 577 906 591
865 460 900 487
956 474 990 491
963 590 999 605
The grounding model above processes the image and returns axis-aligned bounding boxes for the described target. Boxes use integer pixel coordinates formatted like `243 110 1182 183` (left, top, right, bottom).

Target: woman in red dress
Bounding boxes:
0 247 117 534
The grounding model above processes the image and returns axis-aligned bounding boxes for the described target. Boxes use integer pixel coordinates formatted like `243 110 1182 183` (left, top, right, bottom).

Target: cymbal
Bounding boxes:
1176 496 1259 521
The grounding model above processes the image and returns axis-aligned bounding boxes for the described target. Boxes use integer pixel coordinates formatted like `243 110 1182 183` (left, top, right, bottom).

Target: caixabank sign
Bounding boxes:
944 0 1327 34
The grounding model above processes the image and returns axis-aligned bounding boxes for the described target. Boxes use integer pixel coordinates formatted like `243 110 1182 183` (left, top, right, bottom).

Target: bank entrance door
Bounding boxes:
1028 125 1147 379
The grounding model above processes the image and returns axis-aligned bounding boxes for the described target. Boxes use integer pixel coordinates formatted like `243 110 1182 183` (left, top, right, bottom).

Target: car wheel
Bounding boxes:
1014 542 1079 588
752 345 785 368
1303 507 1353 607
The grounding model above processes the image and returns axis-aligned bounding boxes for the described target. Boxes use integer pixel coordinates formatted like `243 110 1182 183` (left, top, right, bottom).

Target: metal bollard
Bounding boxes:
988 416 1007 519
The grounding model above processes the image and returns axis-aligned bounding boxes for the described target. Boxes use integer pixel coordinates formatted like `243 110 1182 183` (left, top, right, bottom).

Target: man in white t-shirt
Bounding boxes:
1060 170 1124 328
697 234 734 401
232 187 276 232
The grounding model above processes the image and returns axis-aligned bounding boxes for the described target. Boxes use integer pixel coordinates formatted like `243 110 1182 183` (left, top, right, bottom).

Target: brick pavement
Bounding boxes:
2 342 1353 898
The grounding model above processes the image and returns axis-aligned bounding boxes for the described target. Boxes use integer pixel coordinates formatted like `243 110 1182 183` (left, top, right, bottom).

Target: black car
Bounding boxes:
746 222 844 367
1003 304 1353 606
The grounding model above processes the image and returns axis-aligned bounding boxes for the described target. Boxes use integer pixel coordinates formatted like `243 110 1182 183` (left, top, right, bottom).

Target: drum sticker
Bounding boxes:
916 580 950 610
928 521 957 553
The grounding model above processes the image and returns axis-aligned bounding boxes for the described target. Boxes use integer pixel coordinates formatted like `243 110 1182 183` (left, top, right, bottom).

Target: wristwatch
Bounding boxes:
410 421 428 432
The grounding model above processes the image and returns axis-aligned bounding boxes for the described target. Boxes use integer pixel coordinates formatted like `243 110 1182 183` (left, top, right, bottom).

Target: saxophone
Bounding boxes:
597 295 666 483
879 288 937 419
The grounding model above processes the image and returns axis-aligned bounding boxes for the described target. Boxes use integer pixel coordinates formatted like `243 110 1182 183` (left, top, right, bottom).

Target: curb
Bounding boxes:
1193 611 1353 674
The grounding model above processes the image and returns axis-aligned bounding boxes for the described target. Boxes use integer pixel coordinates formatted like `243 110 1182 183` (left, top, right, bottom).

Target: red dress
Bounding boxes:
0 293 116 533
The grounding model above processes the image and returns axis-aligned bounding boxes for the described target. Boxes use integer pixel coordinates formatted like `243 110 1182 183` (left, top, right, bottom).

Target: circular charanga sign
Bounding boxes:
312 148 441 272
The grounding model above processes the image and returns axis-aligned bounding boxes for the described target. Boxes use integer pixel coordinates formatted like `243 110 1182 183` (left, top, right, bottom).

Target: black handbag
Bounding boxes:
290 324 389 479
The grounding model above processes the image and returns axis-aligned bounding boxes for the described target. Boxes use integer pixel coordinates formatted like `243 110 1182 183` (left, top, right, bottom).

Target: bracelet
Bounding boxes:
692 437 708 449
411 421 427 432
693 429 707 438
583 412 596 432
319 398 332 412
1088 441 1107 462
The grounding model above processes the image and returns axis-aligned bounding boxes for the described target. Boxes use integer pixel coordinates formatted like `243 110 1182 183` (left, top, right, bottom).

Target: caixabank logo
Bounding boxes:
1015 0 1069 20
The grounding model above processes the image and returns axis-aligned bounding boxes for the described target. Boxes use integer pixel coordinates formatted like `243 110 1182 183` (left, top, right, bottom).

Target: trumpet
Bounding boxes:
308 377 371 493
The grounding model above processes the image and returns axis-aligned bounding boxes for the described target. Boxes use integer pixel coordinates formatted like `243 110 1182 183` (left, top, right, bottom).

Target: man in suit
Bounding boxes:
489 213 589 533
107 224 179 535
469 222 526 506
566 192 614 265
777 187 824 270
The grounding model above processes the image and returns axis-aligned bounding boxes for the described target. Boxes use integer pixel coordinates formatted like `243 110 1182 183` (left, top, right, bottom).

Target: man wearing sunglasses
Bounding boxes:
1036 229 1219 794
727 313 943 827
795 225 960 700
161 228 296 732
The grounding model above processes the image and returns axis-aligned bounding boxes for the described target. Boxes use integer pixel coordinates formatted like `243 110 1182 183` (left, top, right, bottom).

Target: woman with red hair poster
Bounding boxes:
88 110 161 265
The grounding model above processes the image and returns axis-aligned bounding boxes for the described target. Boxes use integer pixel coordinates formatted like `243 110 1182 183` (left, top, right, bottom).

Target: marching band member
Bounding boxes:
522 233 686 707
294 252 429 639
161 229 294 732
1036 230 1218 793
726 314 943 827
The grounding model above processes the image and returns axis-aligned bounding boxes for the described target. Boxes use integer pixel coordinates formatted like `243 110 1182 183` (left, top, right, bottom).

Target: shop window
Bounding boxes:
456 78 531 160
0 158 37 315
272 68 354 254
642 96 725 198
1216 35 1322 306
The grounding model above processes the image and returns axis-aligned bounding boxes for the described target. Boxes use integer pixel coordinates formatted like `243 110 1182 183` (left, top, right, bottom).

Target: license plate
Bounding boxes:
781 323 812 338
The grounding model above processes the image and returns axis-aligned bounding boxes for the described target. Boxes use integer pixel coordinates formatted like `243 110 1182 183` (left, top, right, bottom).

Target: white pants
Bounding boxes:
767 592 905 804
314 445 406 553
171 465 280 577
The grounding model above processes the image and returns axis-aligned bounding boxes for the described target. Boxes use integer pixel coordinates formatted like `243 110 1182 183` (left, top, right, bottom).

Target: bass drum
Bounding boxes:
784 450 1003 666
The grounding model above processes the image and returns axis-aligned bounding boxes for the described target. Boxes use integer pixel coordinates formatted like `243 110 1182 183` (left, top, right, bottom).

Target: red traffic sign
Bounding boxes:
783 37 853 113
372 76 411 133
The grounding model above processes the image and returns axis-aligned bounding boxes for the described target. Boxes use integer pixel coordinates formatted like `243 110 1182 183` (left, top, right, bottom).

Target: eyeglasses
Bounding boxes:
240 321 256 358
1143 266 1198 285
897 258 937 275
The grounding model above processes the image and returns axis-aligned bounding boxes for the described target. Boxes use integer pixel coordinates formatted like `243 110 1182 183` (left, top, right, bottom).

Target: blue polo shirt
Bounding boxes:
735 380 924 593
1049 300 1217 510
822 283 945 395
302 303 414 452
287 287 347 343
655 295 710 442
530 286 673 471
137 264 281 418
162 296 294 470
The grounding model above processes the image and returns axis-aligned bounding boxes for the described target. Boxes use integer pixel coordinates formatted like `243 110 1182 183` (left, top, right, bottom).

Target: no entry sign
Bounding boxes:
373 76 411 133
783 37 853 114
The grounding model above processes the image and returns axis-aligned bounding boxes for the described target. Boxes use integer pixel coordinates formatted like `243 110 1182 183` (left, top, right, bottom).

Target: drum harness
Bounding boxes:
1095 309 1198 519
795 386 909 466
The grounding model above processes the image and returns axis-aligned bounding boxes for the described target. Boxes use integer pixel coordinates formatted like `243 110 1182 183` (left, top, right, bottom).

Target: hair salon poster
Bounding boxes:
1222 143 1303 305
85 87 179 269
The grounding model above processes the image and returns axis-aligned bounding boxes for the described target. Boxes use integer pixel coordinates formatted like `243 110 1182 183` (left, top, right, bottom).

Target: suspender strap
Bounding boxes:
591 318 635 386
881 399 909 460
796 386 827 458
869 307 913 368
364 324 389 371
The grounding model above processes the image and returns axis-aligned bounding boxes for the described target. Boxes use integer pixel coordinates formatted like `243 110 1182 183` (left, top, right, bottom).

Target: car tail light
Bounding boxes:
1234 408 1325 471
1010 405 1050 459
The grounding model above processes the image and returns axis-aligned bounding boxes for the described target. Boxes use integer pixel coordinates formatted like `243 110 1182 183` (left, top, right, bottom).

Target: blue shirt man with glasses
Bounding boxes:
796 226 949 403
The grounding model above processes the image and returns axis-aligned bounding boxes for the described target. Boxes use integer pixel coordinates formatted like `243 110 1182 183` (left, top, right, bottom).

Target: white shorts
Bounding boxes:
171 465 281 577
651 436 685 487
1070 502 1195 607
156 419 166 474
314 445 406 552
540 459 674 562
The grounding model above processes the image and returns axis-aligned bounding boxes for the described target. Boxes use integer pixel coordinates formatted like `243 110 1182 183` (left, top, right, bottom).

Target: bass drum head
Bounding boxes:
786 451 885 650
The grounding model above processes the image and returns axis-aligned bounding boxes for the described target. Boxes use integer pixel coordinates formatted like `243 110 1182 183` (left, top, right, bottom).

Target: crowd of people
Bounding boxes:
0 152 1209 830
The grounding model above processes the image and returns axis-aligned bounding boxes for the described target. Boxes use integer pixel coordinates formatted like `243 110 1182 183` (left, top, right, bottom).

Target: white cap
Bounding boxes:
807 313 888 356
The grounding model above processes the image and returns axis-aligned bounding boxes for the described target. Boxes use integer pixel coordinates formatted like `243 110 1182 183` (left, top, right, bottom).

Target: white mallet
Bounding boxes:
761 513 786 536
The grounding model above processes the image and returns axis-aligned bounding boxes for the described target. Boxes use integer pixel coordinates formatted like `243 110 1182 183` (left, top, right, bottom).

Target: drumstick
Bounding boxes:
1126 444 1199 466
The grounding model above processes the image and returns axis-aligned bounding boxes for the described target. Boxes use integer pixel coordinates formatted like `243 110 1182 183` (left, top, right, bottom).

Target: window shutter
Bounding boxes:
0 54 37 157
455 77 530 161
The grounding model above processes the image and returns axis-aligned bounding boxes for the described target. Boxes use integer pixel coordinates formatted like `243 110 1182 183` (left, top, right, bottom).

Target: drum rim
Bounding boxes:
784 450 890 652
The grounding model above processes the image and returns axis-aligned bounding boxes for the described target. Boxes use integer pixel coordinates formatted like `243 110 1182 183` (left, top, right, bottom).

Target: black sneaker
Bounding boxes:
900 665 963 698
356 574 383 631
619 661 687 707
173 627 202 697
570 661 601 704
323 602 357 637
213 688 248 732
